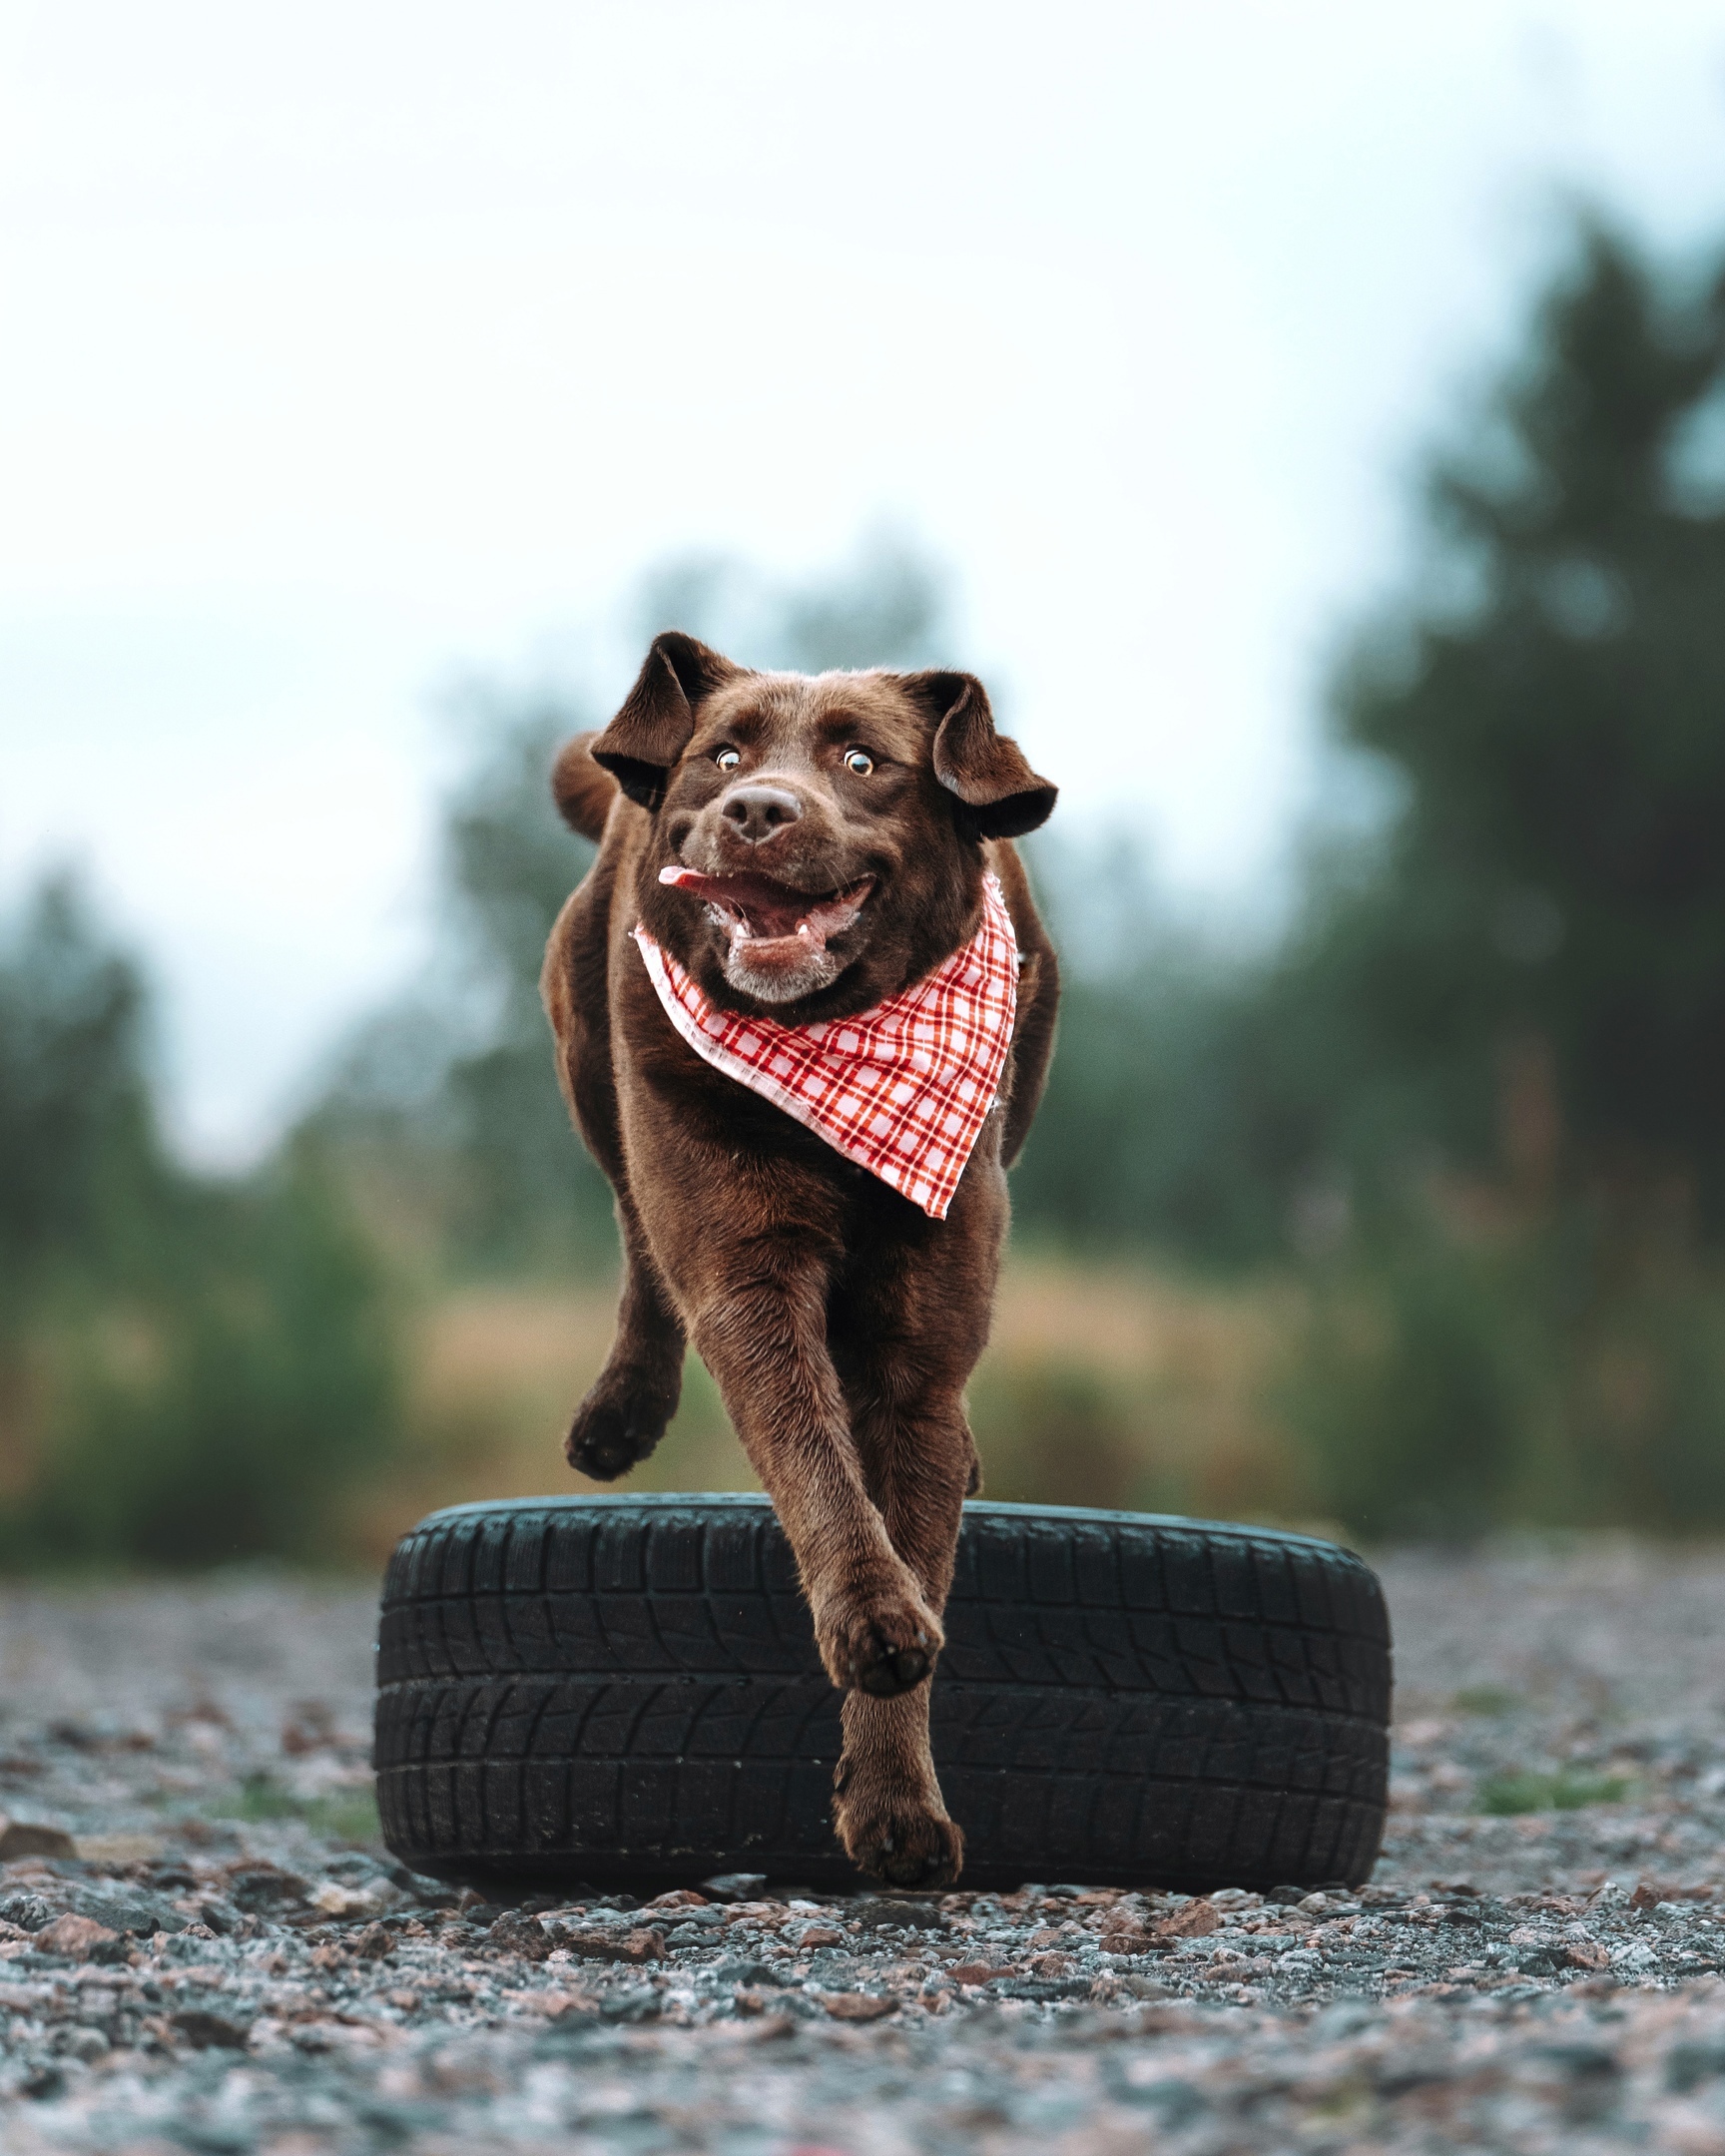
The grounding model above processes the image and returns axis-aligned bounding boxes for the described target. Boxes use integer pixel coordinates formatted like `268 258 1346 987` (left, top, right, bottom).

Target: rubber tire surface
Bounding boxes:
374 1494 1392 1892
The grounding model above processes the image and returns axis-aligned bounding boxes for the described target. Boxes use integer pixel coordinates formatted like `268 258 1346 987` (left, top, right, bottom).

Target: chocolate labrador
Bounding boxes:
540 633 1058 1885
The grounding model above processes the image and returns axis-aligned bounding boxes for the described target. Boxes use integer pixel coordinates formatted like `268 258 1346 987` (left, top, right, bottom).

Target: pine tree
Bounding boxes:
1328 221 1725 1232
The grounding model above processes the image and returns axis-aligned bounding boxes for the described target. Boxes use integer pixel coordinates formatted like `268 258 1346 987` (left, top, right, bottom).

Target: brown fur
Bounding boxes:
551 733 617 843
539 633 1059 1886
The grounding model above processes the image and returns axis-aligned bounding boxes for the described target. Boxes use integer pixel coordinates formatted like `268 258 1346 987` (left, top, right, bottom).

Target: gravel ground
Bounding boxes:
5 1540 1725 2152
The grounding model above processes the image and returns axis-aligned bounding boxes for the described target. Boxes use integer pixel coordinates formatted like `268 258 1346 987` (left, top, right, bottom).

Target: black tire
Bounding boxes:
374 1494 1392 1893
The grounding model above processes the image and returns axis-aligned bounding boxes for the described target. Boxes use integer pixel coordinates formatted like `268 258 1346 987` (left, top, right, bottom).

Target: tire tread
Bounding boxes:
373 1496 1392 1890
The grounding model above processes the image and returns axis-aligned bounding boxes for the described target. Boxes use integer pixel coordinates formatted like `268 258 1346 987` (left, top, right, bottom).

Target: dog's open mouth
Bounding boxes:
659 864 874 960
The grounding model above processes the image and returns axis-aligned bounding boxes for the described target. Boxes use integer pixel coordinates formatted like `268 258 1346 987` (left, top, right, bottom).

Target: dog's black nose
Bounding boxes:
721 784 803 843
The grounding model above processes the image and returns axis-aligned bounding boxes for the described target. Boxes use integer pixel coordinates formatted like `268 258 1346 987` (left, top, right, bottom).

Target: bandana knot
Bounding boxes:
633 872 1018 1219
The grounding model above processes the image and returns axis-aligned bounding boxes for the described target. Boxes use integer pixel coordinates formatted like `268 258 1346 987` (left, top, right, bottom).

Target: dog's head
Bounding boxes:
592 632 1055 1016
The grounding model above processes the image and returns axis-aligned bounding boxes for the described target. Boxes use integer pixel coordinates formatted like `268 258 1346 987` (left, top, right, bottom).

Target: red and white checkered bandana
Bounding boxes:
634 872 1018 1220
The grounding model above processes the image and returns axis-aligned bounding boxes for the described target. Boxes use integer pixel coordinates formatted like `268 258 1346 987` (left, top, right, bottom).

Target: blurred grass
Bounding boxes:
15 1222 1725 1566
214 1776 384 1846
1476 1771 1633 1816
338 1224 1725 1559
340 1249 1329 1562
1452 1686 1523 1717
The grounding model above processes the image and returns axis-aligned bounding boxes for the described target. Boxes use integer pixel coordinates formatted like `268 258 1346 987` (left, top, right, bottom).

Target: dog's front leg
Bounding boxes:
685 1247 944 1702
828 1387 974 1886
833 1690 963 1888
823 1185 1005 1887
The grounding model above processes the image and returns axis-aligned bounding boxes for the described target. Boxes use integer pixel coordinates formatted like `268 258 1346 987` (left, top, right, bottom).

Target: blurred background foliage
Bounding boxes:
6 214 1725 1563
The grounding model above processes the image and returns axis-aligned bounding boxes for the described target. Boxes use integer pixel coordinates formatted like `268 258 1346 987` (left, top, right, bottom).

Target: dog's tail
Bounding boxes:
551 732 618 842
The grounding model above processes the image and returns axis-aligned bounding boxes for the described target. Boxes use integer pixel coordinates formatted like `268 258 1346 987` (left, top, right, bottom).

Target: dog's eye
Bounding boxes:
843 749 874 777
714 748 741 772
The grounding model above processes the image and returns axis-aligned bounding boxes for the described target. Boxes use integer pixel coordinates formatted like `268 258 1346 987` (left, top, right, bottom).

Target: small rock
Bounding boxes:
820 1991 897 2021
170 2007 253 2049
33 1912 124 1962
227 1866 311 1914
281 1702 337 1755
1099 1925 1154 1953
0 1816 75 1862
701 1874 768 1902
508 1986 596 2020
485 1910 552 1962
598 1983 661 2023
555 1925 665 1964
1155 1901 1220 1940
70 1884 183 1936
311 1881 379 1919
849 1897 944 1931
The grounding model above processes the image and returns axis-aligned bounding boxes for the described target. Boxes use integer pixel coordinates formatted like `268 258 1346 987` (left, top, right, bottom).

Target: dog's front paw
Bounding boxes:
818 1589 944 1699
564 1365 679 1482
833 1780 964 1888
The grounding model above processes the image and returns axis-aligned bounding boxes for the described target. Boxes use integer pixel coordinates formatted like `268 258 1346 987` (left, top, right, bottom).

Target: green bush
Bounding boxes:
969 1359 1175 1513
6 1146 399 1567
0 878 401 1569
1287 1212 1725 1539
1288 1237 1535 1539
1476 1771 1631 1816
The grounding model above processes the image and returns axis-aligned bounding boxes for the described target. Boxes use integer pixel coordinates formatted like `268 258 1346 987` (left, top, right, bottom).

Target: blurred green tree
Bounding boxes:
1017 221 1725 1261
1276 219 1725 1531
0 874 176 1317
1009 217 1725 1533
1317 218 1725 1227
0 874 399 1566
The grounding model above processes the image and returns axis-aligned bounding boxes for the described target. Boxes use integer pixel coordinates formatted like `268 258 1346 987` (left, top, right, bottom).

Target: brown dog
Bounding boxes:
539 633 1058 1886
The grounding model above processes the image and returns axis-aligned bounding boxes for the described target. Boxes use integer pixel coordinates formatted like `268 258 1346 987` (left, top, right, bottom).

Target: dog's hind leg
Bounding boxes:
565 1198 686 1481
543 877 686 1481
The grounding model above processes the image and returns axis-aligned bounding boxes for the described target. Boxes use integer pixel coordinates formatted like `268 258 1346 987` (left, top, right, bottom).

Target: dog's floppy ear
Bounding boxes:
591 632 743 811
906 670 1058 840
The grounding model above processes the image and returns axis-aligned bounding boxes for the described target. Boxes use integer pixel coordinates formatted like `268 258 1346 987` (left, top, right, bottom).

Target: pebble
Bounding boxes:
4 1546 1725 2150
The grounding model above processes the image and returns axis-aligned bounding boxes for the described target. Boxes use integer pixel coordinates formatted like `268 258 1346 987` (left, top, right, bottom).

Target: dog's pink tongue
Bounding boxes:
659 864 809 939
659 864 871 956
658 865 781 907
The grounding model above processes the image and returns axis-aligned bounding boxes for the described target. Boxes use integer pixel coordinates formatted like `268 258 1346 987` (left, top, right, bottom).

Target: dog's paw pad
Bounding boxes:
826 1597 945 1698
837 1802 963 1888
856 1643 930 1698
564 1378 676 1482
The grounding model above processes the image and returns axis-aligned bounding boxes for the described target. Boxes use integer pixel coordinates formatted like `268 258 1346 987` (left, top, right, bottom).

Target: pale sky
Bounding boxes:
4 1 1725 1163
